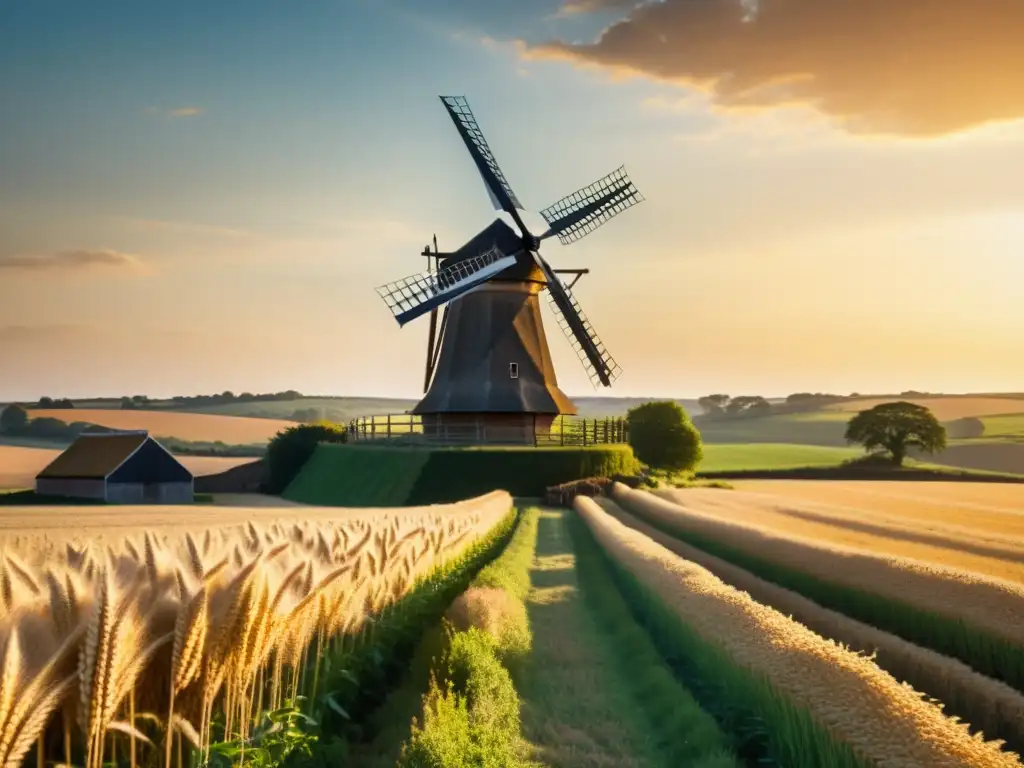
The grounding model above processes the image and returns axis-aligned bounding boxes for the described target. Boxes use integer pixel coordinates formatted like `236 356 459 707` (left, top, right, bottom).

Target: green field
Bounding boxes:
976 413 1024 438
697 443 863 472
695 411 850 447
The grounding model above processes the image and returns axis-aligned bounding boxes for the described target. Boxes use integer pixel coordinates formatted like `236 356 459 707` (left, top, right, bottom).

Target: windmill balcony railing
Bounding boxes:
346 414 628 447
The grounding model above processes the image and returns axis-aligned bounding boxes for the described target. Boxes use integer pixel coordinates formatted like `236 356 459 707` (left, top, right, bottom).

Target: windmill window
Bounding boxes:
509 363 519 379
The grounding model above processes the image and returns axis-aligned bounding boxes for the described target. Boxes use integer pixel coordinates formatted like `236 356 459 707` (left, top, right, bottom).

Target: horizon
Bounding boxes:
4 388 1021 408
2 0 1022 401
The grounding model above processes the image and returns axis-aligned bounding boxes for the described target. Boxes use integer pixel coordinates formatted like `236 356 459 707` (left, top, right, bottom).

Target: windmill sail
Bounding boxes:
440 96 524 214
539 166 644 246
531 252 620 387
376 245 518 327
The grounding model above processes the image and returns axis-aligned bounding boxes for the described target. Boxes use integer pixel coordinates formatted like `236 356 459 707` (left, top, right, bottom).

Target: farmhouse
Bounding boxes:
35 430 194 503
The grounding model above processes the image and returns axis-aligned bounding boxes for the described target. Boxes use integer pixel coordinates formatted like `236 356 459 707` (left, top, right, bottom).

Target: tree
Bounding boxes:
726 395 771 417
291 408 321 423
844 401 946 466
697 394 730 417
265 422 347 494
626 401 703 473
0 405 28 434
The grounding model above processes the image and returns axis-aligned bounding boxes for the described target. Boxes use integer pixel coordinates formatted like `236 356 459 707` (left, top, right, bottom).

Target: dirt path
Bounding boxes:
519 508 663 767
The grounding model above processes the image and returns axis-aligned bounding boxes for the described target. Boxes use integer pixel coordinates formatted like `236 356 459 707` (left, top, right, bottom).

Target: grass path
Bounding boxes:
519 508 666 767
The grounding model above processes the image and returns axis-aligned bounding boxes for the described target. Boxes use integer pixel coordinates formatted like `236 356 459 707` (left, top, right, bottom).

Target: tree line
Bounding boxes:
696 392 856 419
122 390 306 409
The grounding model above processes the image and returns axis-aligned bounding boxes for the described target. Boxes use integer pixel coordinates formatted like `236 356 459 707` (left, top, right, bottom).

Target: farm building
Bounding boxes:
35 430 194 503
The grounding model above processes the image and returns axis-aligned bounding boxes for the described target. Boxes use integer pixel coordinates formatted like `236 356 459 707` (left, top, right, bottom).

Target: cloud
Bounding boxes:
556 0 639 16
0 249 143 272
524 0 1024 137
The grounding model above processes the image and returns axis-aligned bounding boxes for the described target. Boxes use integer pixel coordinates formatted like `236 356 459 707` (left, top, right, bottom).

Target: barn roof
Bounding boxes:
36 431 150 480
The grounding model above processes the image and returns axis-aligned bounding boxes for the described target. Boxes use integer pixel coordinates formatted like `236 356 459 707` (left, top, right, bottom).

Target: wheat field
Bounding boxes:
575 494 1022 767
657 483 1024 583
0 491 510 768
597 496 1024 752
732 480 1024 537
614 484 1024 649
25 409 295 444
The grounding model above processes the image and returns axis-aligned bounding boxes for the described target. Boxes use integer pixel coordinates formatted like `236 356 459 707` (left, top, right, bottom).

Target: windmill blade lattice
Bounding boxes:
440 96 524 214
540 166 644 246
376 245 518 327
538 259 621 388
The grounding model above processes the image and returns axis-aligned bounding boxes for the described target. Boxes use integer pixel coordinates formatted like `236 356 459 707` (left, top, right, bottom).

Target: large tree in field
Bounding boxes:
844 401 946 466
627 400 703 473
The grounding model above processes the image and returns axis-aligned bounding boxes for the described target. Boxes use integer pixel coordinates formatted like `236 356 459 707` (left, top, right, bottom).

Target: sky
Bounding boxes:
1 0 1023 402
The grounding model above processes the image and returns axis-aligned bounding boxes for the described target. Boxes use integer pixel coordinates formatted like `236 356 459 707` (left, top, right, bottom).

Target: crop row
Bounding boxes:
574 494 1023 767
611 482 1024 692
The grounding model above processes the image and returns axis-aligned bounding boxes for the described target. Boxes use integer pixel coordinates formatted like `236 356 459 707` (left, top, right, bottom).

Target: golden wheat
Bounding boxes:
655 484 1024 583
575 495 1022 767
599 497 1024 750
0 490 510 768
613 484 1024 646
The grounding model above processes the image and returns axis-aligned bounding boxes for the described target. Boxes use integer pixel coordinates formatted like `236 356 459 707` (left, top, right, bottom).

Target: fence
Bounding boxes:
347 413 628 447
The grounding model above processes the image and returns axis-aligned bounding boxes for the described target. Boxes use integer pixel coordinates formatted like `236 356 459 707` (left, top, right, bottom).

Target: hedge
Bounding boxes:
284 444 638 506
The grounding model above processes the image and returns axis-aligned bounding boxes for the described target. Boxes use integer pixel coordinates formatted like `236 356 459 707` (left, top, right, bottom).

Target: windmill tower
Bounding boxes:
376 96 644 442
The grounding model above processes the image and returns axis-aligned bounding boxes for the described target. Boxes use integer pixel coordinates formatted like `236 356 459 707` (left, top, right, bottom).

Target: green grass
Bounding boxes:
514 509 736 767
698 443 863 472
396 508 541 767
284 444 638 507
407 445 637 503
566 511 740 767
977 413 1024 438
695 413 850 446
283 446 430 506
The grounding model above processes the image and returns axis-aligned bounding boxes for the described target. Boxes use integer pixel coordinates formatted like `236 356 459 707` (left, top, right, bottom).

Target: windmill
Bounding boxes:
376 96 644 441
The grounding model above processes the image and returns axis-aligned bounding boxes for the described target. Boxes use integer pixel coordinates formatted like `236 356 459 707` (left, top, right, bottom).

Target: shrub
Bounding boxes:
266 421 347 494
626 401 703 473
544 476 611 507
0 404 28 433
399 509 539 766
